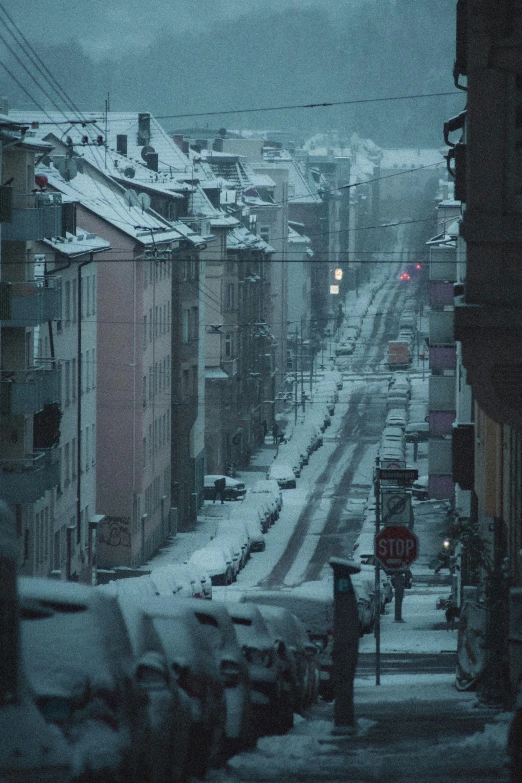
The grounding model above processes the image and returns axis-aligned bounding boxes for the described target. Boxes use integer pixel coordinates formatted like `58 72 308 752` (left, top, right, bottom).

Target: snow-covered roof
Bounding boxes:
380 148 445 169
41 228 111 257
227 225 275 254
257 155 322 205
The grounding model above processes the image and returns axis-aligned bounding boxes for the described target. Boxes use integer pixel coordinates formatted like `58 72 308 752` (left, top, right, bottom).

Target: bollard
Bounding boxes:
329 557 361 734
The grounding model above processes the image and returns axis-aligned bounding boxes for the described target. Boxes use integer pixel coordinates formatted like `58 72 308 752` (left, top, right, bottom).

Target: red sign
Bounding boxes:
374 525 418 570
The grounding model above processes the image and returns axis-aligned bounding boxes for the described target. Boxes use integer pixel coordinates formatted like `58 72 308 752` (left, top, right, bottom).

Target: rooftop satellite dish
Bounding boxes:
124 166 136 178
57 157 77 181
141 145 156 162
123 189 139 207
137 192 151 210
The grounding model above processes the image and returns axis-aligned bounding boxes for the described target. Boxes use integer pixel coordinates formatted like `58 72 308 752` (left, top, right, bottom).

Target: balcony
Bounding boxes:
1 362 61 415
221 358 238 377
0 277 62 325
429 345 457 371
0 448 60 503
2 191 63 241
430 281 455 307
429 309 455 345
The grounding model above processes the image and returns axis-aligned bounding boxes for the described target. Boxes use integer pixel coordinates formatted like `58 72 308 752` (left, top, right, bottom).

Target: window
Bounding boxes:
85 350 90 391
182 310 189 343
71 437 77 479
72 284 77 323
72 358 77 402
64 280 71 323
91 424 96 465
259 226 270 243
225 333 232 358
64 442 70 486
191 307 199 341
85 427 90 472
143 314 147 348
149 366 153 402
182 369 189 399
143 375 147 407
92 349 96 388
65 360 71 406
91 275 96 315
143 436 147 465
226 283 235 310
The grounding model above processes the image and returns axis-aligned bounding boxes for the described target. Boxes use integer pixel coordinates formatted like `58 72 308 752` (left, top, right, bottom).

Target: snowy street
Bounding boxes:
145 268 511 782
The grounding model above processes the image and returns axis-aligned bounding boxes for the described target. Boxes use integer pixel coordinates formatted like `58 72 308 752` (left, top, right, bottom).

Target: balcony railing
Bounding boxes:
221 358 238 377
0 448 60 503
2 191 63 241
0 277 62 325
1 362 61 415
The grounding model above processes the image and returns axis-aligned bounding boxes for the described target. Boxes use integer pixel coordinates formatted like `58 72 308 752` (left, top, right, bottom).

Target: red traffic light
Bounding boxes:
415 263 422 270
399 272 411 281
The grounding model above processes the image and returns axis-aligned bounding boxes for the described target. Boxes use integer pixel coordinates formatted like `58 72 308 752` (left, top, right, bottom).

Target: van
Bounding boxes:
405 422 429 442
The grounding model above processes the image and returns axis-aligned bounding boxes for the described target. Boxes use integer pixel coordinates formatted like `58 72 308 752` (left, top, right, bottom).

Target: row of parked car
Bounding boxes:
16 570 321 783
267 375 343 489
187 480 284 586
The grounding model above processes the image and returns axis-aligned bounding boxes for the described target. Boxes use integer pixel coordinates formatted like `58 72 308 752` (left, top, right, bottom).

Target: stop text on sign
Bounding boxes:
377 537 415 560
374 525 418 570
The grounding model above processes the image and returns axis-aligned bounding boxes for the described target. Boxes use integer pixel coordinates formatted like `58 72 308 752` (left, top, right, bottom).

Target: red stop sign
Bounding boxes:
374 525 418 570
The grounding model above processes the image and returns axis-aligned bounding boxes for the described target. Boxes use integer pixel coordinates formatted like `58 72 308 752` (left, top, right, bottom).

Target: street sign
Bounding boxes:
377 468 418 483
380 458 406 471
381 490 412 527
374 525 419 570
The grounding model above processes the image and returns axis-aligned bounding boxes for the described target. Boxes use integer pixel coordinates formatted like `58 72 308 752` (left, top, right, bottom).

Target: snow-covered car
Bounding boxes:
207 535 242 578
223 511 265 553
251 479 283 514
170 599 251 755
226 603 291 736
150 563 206 598
255 604 320 713
111 598 192 783
405 422 429 442
19 577 152 783
244 489 278 525
351 570 378 635
412 474 429 500
187 547 234 586
203 475 247 501
212 521 250 566
126 595 228 778
386 408 407 428
267 462 297 489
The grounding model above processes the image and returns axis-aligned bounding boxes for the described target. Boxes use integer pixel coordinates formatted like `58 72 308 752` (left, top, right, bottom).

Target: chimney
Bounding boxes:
173 134 184 150
0 96 8 115
137 113 151 146
213 138 223 152
116 134 128 156
146 152 158 172
182 141 190 154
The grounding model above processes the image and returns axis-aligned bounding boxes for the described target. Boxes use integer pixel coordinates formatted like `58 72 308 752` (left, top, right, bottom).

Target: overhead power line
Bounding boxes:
154 92 461 121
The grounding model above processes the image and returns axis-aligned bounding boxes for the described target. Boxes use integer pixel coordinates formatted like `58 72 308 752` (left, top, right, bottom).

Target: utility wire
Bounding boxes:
154 92 461 121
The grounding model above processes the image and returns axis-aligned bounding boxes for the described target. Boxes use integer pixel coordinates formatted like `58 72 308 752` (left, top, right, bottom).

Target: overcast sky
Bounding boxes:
2 0 348 59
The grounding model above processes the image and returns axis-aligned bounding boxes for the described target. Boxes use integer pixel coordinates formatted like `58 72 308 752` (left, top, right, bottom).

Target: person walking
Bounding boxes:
213 476 227 504
391 571 406 622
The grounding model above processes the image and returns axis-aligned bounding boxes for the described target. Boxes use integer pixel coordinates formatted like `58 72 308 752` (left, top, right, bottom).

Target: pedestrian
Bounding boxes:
412 433 419 461
213 476 226 504
391 571 406 622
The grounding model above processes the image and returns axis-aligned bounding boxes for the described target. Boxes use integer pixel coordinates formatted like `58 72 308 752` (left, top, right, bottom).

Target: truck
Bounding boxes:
388 340 410 369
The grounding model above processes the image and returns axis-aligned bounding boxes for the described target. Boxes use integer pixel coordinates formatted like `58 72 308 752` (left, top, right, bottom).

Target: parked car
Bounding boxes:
251 479 283 514
225 602 291 736
204 475 247 501
405 422 430 442
19 577 151 783
113 599 192 783
150 563 206 599
267 462 297 489
245 490 277 527
386 408 407 428
126 596 228 777
412 474 429 500
169 599 252 754
224 511 265 553
351 570 378 635
212 522 250 567
207 535 242 579
187 547 234 586
255 604 320 713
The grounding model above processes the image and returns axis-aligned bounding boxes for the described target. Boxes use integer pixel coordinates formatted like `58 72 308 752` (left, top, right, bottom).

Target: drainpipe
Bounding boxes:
76 254 95 575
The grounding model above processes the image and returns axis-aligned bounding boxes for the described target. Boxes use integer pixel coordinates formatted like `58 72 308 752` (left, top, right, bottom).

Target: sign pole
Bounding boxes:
374 457 381 686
